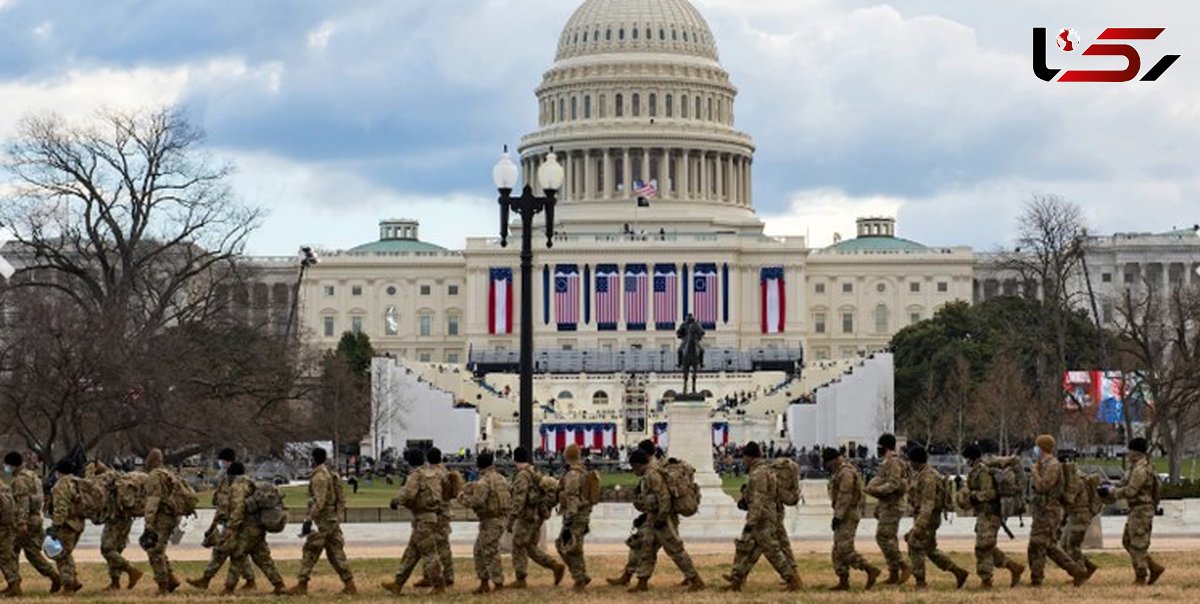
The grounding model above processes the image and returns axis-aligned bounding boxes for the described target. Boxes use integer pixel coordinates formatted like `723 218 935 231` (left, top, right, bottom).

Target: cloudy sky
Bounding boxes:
1 0 1196 254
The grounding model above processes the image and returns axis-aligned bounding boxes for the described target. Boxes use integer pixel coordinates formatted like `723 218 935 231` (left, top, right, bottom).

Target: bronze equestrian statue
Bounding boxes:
676 314 705 395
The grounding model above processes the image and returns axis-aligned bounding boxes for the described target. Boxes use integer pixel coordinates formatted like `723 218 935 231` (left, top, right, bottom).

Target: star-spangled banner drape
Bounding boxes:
624 264 648 331
693 263 717 329
653 263 677 330
761 266 786 334
595 264 620 330
488 267 513 334
555 264 580 331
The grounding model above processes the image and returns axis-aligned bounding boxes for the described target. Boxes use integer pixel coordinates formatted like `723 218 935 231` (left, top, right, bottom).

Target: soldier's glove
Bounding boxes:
299 520 314 537
389 500 400 511
831 518 842 532
633 513 647 528
1097 486 1111 499
653 520 667 530
559 527 572 544
139 529 159 550
46 525 60 540
736 498 749 511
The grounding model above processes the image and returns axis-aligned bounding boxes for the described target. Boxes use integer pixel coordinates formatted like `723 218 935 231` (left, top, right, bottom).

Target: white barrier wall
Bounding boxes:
787 353 893 450
365 357 478 457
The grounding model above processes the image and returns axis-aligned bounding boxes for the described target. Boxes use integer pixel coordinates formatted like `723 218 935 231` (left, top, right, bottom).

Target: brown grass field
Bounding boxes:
7 550 1198 603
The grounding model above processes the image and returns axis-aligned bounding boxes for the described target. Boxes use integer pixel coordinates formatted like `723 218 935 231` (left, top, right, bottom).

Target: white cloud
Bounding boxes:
307 21 336 51
32 20 52 38
763 189 904 248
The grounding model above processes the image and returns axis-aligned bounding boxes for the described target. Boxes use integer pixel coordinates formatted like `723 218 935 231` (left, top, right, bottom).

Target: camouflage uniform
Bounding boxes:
1060 462 1098 574
828 461 874 581
428 465 455 586
296 464 355 584
728 458 799 585
960 459 1019 583
634 466 699 582
510 465 562 580
0 480 19 592
10 469 59 585
223 476 284 591
143 467 182 590
615 457 657 579
1110 453 1161 583
865 453 909 576
50 476 86 590
390 466 444 587
458 467 508 586
1027 456 1085 585
198 471 254 586
906 464 968 585
555 461 594 584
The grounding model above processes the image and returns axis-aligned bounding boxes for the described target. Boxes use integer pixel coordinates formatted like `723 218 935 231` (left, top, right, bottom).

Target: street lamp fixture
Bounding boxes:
493 146 562 453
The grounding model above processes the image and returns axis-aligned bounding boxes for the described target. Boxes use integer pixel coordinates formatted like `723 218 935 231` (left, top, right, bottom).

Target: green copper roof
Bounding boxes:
823 235 928 254
349 239 448 253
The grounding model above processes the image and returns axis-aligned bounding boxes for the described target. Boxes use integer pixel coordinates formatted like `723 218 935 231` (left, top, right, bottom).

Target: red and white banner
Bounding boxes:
539 423 617 453
488 268 513 334
761 267 786 334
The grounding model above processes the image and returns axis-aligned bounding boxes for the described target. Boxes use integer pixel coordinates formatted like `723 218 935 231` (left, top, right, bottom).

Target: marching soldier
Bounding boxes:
959 444 1025 588
188 448 254 591
222 462 286 595
508 446 566 589
416 448 456 590
905 446 969 590
1103 437 1165 585
556 444 594 592
723 442 803 592
457 451 508 594
1060 456 1100 579
865 433 910 584
382 448 444 595
48 458 85 595
1027 435 1089 587
4 452 61 593
142 448 183 595
287 447 356 595
87 462 144 591
0 467 20 597
824 447 880 591
628 449 704 593
607 439 658 587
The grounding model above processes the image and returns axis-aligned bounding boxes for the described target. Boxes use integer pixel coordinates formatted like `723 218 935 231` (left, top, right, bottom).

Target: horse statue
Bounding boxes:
676 314 705 395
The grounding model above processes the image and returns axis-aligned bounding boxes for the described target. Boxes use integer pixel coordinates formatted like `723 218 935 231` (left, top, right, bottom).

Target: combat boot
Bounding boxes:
1148 560 1166 585
1133 574 1147 586
685 576 705 592
413 578 432 588
127 568 144 590
342 580 358 595
980 577 993 590
1084 559 1099 580
721 574 743 592
829 575 851 591
380 580 403 595
953 566 970 589
0 582 21 598
241 578 258 591
429 580 445 596
1072 568 1091 587
186 577 210 591
510 575 528 589
573 578 591 592
786 574 804 592
220 584 237 596
865 565 881 590
473 579 491 595
627 577 650 593
1006 561 1025 587
48 578 62 594
553 563 566 586
913 577 928 590
898 563 913 586
606 572 632 587
284 580 309 596
885 567 901 585
104 577 122 592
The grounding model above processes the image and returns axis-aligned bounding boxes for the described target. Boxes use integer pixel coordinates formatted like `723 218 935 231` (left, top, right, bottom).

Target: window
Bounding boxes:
599 94 607 118
681 95 688 118
814 313 826 334
841 312 854 334
386 286 397 296
874 305 888 333
937 282 948 293
420 285 431 296
815 283 826 294
584 95 591 119
842 282 853 294
619 28 624 40
632 93 640 117
876 283 886 293
910 282 920 293
446 352 460 364
351 316 363 334
448 284 459 296
1124 271 1135 284
815 348 830 361
632 27 638 40
708 97 713 120
419 314 432 337
593 391 610 405
910 312 921 325
418 351 432 363
447 315 460 336
323 285 335 297
665 94 673 117
606 29 611 41
616 94 624 117
1102 273 1112 283
695 97 701 120
323 316 335 337
351 285 363 296
558 98 565 122
571 96 577 120
649 93 657 117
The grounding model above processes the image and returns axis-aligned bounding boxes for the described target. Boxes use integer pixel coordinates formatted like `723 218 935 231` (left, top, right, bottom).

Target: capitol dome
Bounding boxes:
518 0 760 233
555 0 719 62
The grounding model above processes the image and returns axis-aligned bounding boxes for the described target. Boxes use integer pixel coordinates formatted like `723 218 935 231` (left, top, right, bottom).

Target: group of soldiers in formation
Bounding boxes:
0 431 1166 597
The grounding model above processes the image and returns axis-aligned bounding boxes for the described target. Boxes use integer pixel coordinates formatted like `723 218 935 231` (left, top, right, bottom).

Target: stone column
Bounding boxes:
603 149 612 200
642 148 651 188
585 151 595 200
623 148 632 199
680 149 690 199
730 156 739 206
699 152 708 200
715 153 725 201
746 158 753 205
563 151 572 202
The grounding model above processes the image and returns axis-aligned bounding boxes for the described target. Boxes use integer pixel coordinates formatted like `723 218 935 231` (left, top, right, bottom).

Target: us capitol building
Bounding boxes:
252 0 973 453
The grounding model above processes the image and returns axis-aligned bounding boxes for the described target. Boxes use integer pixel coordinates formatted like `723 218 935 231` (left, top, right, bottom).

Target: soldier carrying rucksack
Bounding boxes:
505 446 565 589
627 449 704 593
457 451 509 594
905 446 969 590
142 448 195 595
382 448 446 595
48 458 85 595
1100 437 1165 585
556 444 600 592
724 442 802 592
86 462 145 592
221 462 286 595
959 444 1025 589
1060 458 1101 579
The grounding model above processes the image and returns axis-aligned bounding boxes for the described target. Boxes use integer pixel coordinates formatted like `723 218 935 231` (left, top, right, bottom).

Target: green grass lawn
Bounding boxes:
1076 457 1200 481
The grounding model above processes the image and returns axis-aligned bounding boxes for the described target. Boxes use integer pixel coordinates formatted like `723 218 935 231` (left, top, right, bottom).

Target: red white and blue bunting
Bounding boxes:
538 423 617 453
651 421 731 448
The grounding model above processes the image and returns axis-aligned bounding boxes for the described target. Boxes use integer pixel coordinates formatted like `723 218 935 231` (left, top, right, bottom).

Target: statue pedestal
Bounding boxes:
665 394 741 542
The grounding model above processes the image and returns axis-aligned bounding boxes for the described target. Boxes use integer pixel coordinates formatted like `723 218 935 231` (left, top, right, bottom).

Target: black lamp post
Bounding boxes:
493 146 563 453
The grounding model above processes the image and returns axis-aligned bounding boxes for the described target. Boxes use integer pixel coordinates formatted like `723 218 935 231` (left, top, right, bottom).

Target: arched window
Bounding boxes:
584 95 591 119
606 29 612 41
672 29 678 41
558 98 565 122
681 94 689 118
645 28 651 40
665 94 673 117
632 93 641 117
582 31 588 43
592 391 609 405
708 97 714 121
660 29 665 40
632 27 638 40
619 28 625 40
874 305 889 333
599 94 607 118
695 97 701 120
557 390 575 400
615 93 624 117
571 96 578 120
648 93 657 117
